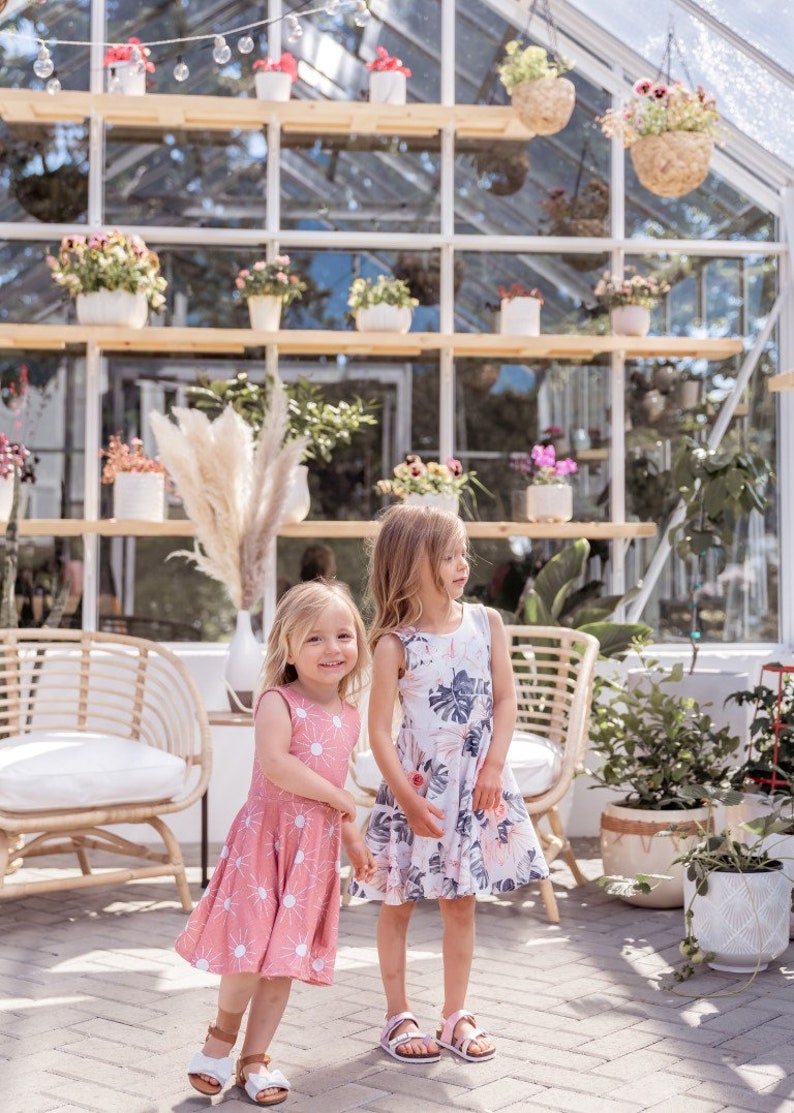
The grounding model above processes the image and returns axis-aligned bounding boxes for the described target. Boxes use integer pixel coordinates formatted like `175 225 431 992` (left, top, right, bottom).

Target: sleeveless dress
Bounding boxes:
348 603 549 904
175 686 360 986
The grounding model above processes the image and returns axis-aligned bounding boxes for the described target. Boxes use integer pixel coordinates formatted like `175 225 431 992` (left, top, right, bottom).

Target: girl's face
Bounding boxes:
422 537 470 600
287 598 359 687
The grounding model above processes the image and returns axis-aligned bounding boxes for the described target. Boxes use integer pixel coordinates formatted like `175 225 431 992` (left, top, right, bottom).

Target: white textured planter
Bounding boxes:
601 802 712 909
525 484 572 523
254 71 292 101
106 61 146 95
355 304 412 333
684 867 791 972
0 474 15 520
500 296 541 336
403 492 459 515
610 305 651 337
247 295 283 331
76 290 148 328
112 472 165 521
225 609 264 712
281 465 311 524
368 71 406 104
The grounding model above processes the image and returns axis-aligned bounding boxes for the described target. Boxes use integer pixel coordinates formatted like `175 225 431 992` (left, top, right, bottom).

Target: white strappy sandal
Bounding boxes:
380 1011 440 1063
436 1009 496 1062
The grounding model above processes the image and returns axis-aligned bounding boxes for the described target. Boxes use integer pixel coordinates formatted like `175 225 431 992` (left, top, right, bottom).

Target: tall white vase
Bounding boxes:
282 465 311 524
225 610 264 712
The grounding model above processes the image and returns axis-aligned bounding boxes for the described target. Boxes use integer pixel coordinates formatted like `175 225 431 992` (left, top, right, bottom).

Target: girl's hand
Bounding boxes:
335 788 358 823
472 762 503 813
347 840 377 882
404 794 444 838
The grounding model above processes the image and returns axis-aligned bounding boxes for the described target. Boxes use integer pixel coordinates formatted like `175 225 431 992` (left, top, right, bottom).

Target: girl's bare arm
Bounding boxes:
473 608 518 811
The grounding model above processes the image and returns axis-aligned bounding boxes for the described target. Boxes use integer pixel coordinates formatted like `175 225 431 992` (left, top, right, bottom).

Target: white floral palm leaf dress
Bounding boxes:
350 603 548 903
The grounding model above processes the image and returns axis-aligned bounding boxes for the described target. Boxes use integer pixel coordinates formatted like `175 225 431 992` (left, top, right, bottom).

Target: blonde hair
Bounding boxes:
262 580 369 701
368 504 468 650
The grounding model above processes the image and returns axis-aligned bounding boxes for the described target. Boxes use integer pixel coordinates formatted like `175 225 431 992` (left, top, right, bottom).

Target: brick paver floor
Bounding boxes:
3 840 794 1113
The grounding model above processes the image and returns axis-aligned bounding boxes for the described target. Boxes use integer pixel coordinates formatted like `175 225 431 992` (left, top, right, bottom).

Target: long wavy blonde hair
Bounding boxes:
262 580 369 701
367 504 468 651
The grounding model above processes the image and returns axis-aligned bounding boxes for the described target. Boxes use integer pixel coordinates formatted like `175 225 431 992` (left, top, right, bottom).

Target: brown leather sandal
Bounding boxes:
236 1052 291 1106
187 1018 242 1096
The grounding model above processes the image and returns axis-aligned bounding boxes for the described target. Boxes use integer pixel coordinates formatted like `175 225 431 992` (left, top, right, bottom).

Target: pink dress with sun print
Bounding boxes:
175 686 359 986
349 603 548 904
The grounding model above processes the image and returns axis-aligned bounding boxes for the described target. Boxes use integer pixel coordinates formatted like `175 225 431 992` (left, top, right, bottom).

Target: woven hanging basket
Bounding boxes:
510 76 575 136
629 132 713 198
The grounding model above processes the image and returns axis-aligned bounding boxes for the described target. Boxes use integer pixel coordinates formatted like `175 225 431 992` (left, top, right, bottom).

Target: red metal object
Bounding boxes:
751 664 794 792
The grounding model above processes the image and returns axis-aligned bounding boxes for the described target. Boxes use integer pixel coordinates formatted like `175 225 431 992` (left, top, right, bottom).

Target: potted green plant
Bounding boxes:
375 453 488 518
497 39 575 136
509 442 577 523
347 275 418 333
252 51 297 101
592 269 671 337
100 434 168 522
365 46 411 104
597 77 720 198
235 254 307 331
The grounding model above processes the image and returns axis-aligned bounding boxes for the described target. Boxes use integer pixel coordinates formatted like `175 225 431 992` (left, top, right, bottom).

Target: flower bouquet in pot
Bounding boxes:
235 255 307 331
347 275 418 333
47 230 167 328
497 39 575 136
103 37 155 96
366 46 411 104
593 269 670 337
497 283 544 336
375 453 488 518
252 51 297 101
510 443 577 523
101 434 169 521
597 78 720 197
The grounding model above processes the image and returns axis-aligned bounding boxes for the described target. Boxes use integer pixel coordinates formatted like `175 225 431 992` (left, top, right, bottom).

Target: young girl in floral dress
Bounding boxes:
176 581 375 1106
349 504 549 1063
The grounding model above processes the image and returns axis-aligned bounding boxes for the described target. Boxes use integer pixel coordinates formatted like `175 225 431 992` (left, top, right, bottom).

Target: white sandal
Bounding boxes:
380 1011 440 1063
436 1009 495 1062
236 1053 290 1106
187 1019 239 1095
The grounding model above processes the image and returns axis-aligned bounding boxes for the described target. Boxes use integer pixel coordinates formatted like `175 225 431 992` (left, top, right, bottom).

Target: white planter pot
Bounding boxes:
684 866 792 972
600 802 712 909
0 474 15 520
499 296 541 336
254 71 292 101
112 472 165 521
355 304 412 333
403 492 459 515
247 295 283 331
76 290 148 328
368 71 406 105
106 61 146 96
225 609 264 712
610 305 651 337
525 484 572 523
281 464 311 524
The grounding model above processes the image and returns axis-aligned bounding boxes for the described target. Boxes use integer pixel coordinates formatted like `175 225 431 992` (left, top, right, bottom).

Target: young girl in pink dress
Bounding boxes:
176 580 375 1106
348 505 549 1064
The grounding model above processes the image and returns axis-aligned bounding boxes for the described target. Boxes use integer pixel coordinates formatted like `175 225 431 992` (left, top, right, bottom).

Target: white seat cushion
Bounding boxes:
0 730 187 812
509 731 563 796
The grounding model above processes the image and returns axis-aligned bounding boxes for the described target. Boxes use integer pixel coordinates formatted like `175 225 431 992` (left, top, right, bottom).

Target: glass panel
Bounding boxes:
0 2 89 92
0 122 89 226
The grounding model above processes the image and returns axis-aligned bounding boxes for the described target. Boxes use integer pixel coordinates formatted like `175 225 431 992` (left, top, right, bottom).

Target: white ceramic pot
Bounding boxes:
500 296 541 336
600 802 712 909
610 305 651 337
281 464 311 524
369 71 406 104
247 295 283 331
0 474 15 520
107 61 146 96
683 866 792 972
112 472 165 521
403 492 459 515
225 609 264 712
355 304 412 333
76 290 148 328
525 484 572 523
254 71 292 101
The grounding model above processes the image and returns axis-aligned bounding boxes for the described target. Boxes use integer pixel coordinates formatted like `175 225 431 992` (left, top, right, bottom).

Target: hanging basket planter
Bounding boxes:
630 132 713 198
511 76 576 136
473 144 529 196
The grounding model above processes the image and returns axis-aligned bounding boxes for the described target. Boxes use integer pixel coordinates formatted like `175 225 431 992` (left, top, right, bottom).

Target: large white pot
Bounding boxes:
500 296 541 336
225 609 264 712
355 304 412 333
247 295 283 331
106 61 146 96
403 492 459 515
610 305 651 337
600 801 712 908
0 474 15 520
281 464 311 524
254 71 292 101
76 290 148 328
369 71 406 104
525 484 572 523
112 472 165 521
684 866 791 972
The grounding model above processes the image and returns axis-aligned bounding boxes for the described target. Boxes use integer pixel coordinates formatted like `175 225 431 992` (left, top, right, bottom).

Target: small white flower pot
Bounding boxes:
499 296 541 336
525 484 572 523
0 474 15 520
76 290 148 328
355 305 412 333
247 295 283 331
404 492 459 515
107 61 147 96
254 71 292 102
610 305 651 337
281 465 311 524
112 472 165 522
368 71 406 104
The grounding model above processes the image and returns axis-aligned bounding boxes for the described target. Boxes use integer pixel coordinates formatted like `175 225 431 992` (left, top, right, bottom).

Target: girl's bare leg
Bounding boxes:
438 896 493 1055
237 976 292 1102
377 901 438 1056
192 972 259 1088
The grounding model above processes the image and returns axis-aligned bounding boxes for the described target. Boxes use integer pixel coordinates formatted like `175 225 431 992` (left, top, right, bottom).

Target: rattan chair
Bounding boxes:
505 624 600 923
0 629 211 910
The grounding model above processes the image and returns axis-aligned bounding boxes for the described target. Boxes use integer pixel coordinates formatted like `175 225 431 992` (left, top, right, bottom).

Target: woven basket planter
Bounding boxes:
630 132 713 198
511 76 575 136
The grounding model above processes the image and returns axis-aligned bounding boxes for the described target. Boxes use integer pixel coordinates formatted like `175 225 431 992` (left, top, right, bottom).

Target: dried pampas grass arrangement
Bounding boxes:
150 376 307 611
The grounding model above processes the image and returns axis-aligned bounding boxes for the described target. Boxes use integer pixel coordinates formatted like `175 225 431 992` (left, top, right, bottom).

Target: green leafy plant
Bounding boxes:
46 229 167 309
234 255 307 304
598 77 720 146
187 371 378 465
347 275 419 311
497 40 573 93
593 269 671 310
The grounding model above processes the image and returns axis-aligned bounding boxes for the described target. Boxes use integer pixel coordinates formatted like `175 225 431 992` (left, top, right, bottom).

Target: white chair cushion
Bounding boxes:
509 731 563 796
0 730 187 812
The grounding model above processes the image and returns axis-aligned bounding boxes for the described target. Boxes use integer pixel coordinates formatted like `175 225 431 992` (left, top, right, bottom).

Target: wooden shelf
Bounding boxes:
8 518 656 541
768 371 794 392
0 324 744 362
0 89 533 140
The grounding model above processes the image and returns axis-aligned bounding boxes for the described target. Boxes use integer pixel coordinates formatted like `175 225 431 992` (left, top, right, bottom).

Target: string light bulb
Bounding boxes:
237 34 254 54
45 73 61 94
33 44 54 79
212 35 232 65
286 14 303 43
353 1 370 26
173 54 190 82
